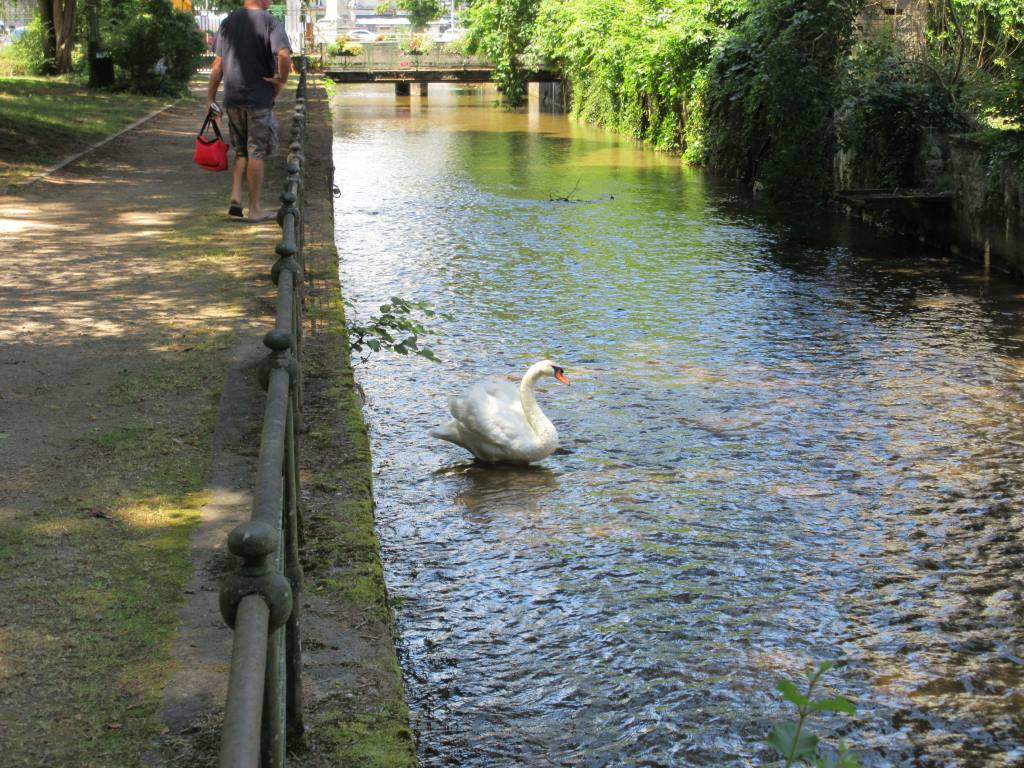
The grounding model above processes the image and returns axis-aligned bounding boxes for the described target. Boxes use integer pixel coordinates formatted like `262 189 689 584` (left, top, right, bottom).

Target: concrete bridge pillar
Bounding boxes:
395 82 411 96
538 81 565 113
418 82 429 97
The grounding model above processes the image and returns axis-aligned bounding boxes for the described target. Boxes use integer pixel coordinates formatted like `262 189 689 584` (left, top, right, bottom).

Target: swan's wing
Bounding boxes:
448 378 531 449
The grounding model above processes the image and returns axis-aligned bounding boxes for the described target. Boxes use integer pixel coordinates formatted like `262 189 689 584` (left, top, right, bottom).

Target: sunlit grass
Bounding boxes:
0 76 167 183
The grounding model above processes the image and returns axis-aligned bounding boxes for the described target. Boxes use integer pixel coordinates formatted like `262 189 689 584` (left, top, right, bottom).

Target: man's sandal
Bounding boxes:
228 201 244 218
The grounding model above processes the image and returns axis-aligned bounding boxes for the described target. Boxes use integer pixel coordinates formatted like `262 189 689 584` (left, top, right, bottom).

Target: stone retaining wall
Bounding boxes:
940 135 1024 274
835 133 1024 275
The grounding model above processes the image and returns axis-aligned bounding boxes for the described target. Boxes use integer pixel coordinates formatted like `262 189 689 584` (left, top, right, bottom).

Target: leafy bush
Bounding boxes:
0 15 52 76
401 0 445 30
400 34 432 55
931 0 1024 127
107 0 204 95
702 0 865 205
837 39 967 187
327 39 364 56
986 55 1024 126
461 0 1018 204
462 0 540 105
346 297 451 363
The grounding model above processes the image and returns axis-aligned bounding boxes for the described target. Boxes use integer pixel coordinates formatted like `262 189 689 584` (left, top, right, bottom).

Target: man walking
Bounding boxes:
205 0 292 222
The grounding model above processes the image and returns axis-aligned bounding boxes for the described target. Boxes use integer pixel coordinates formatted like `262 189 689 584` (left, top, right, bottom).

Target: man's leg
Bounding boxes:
225 107 249 216
231 155 247 207
245 108 278 222
246 156 267 219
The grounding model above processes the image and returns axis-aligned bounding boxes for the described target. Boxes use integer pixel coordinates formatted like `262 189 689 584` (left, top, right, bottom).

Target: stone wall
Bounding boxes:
835 134 1024 275
943 136 1024 274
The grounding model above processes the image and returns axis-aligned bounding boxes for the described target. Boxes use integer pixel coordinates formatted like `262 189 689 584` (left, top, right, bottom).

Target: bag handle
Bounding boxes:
199 109 225 142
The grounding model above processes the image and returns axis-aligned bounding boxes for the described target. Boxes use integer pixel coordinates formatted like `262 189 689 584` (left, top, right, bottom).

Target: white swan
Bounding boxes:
430 360 570 463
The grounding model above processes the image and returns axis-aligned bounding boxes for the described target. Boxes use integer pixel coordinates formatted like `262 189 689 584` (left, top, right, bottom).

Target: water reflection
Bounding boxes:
333 83 1024 766
441 462 560 522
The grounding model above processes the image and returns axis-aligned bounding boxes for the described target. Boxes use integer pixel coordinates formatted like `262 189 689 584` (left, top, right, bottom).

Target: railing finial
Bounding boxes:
220 521 293 631
258 330 299 390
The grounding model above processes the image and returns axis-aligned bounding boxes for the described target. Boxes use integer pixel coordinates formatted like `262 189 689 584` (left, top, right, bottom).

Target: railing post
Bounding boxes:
252 332 296 768
284 400 305 743
272 236 304 418
219 521 294 768
263 624 286 768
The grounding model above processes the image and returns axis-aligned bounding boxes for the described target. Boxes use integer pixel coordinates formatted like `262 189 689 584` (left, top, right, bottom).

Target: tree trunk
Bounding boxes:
38 0 78 74
38 0 57 72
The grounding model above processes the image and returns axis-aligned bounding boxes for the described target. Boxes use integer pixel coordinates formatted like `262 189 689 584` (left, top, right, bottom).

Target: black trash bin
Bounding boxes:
91 53 115 87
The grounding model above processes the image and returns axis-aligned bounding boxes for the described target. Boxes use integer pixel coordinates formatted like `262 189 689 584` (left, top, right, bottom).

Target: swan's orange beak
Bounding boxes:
554 369 570 385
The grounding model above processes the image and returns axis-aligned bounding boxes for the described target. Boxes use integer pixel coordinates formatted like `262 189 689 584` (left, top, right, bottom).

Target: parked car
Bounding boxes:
346 29 377 43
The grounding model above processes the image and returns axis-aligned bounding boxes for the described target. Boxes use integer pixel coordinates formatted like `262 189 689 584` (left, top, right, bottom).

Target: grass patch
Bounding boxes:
0 241 247 765
315 704 417 768
0 76 167 184
0 377 222 766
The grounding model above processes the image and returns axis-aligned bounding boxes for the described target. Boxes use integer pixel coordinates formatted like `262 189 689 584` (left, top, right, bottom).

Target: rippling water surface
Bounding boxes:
331 84 1024 766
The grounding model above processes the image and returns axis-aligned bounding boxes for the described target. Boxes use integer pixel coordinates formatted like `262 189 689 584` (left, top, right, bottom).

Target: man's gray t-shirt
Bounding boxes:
214 9 291 109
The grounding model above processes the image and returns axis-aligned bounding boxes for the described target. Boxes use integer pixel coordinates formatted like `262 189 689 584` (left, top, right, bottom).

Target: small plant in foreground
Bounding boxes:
345 296 451 363
766 660 860 767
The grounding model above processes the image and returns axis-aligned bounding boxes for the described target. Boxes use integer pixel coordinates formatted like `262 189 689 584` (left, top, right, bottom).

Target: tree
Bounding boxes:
38 0 77 74
401 0 445 31
107 0 205 94
463 0 540 105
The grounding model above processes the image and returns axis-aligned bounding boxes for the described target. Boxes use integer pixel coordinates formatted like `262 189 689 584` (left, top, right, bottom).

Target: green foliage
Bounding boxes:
462 0 541 106
980 125 1024 171
837 38 967 187
767 660 861 767
2 15 52 76
527 0 739 152
459 0 1021 203
400 0 446 30
328 39 364 56
345 297 451 363
702 0 866 205
106 0 205 95
399 33 432 55
929 0 1023 122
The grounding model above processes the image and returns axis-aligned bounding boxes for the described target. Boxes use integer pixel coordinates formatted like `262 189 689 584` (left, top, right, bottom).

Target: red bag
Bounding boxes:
194 111 229 172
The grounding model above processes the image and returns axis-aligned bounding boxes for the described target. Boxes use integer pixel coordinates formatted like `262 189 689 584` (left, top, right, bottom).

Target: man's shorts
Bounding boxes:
226 107 278 160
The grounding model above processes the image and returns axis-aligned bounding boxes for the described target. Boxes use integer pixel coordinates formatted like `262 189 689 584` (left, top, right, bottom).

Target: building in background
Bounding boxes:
858 0 928 55
1 0 34 31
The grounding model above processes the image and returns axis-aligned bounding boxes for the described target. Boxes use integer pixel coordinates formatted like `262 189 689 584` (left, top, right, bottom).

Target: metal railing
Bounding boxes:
217 62 309 768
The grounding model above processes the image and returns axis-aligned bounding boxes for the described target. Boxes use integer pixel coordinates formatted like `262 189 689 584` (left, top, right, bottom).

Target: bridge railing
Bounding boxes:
217 64 309 768
326 41 490 71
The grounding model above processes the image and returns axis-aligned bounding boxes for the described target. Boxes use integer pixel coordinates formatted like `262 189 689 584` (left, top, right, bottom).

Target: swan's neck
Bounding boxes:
519 363 555 439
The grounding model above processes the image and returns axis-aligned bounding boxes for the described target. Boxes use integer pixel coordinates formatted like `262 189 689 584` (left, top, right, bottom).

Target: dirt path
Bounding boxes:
0 81 414 767
0 90 288 764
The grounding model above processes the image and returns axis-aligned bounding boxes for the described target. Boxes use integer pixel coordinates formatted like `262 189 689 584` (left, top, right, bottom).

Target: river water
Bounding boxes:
330 84 1024 767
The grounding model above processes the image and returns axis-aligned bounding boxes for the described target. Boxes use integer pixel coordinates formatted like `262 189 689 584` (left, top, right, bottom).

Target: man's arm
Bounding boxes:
264 49 292 100
206 55 223 112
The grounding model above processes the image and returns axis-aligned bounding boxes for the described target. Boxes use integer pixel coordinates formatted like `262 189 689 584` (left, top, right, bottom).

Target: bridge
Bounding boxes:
321 42 561 100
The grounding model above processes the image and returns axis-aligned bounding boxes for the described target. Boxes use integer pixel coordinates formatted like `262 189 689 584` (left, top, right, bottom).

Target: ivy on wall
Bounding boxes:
702 0 866 205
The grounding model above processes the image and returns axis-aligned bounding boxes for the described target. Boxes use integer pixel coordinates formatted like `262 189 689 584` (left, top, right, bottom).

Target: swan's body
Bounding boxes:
430 360 570 463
